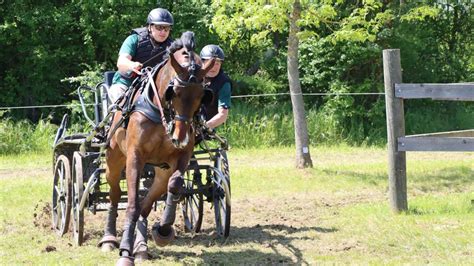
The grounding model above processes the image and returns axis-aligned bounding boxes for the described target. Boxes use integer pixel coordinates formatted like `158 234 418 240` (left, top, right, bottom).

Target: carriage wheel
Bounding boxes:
213 174 231 238
52 155 72 236
72 152 85 246
215 150 230 190
181 171 203 234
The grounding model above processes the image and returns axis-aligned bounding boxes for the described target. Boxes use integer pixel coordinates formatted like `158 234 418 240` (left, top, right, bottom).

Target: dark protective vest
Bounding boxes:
204 70 232 119
131 27 172 67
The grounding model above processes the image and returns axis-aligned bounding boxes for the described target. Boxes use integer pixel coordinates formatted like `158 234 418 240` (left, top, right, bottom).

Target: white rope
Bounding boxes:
0 103 96 110
231 92 385 98
0 92 385 110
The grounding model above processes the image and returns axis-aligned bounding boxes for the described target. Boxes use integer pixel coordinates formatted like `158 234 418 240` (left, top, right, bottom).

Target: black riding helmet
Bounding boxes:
147 8 174 25
200 45 225 61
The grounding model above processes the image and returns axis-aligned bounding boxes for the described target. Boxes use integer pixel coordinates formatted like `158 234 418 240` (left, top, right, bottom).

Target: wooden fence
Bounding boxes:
382 49 474 213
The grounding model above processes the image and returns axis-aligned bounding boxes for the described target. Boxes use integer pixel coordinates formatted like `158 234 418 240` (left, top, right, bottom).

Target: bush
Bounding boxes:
0 118 57 155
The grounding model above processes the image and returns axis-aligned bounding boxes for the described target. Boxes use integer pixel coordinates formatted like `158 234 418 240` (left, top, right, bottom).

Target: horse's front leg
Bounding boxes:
152 158 190 246
117 148 145 266
133 168 170 260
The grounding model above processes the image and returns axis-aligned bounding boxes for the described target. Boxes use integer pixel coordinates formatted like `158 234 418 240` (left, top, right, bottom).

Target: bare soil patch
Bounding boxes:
0 167 49 179
30 188 383 263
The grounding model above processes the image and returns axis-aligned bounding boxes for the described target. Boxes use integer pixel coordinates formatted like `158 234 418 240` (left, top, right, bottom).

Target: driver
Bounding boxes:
108 8 174 103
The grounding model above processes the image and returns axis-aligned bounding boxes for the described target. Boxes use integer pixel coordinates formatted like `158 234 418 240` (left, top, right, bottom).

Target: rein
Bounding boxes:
146 69 169 131
145 68 201 133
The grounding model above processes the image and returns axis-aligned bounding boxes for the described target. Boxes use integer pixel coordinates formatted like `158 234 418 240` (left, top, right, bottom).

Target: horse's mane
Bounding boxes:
166 31 196 58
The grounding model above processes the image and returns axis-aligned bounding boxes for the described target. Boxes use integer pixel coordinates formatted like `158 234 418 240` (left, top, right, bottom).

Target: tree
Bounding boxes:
210 0 342 168
210 0 438 156
287 0 312 168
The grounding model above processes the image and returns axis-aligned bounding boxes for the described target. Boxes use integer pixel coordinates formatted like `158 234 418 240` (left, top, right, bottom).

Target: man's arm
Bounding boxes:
117 54 142 75
116 34 142 75
206 107 229 129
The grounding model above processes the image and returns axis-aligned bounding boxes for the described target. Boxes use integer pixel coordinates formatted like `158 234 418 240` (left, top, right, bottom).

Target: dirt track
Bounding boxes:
30 180 384 264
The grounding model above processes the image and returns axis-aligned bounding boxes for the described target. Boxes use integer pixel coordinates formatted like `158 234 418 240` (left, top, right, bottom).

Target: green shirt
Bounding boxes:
218 82 232 109
112 34 139 87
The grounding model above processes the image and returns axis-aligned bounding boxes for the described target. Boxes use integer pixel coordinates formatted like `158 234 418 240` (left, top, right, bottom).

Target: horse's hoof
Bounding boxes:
151 223 175 247
98 235 119 252
116 256 134 266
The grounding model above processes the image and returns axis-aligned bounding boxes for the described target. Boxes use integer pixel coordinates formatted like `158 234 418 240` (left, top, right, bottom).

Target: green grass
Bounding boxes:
0 146 472 265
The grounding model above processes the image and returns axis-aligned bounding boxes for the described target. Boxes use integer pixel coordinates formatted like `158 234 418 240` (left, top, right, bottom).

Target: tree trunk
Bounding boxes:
288 0 313 168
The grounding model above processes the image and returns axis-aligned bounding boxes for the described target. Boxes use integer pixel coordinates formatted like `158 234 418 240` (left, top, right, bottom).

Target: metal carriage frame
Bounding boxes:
51 71 231 246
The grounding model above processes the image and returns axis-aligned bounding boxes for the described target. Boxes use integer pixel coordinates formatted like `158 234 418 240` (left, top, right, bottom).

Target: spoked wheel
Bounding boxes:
52 155 72 236
181 170 203 234
71 152 85 246
215 150 230 190
213 173 231 238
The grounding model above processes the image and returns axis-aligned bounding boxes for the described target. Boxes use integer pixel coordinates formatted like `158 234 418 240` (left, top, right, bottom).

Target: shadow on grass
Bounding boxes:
82 223 337 264
152 224 338 265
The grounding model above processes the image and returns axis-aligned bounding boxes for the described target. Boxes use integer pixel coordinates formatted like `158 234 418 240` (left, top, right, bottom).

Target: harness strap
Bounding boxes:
174 114 190 123
146 70 169 131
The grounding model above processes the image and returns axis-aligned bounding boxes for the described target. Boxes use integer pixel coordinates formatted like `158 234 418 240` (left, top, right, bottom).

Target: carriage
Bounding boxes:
51 70 231 246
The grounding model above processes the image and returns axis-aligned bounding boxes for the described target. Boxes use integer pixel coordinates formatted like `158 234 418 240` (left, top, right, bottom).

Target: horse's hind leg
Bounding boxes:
98 147 125 252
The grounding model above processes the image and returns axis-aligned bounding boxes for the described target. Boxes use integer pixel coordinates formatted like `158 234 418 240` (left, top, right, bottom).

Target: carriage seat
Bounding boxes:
103 71 116 89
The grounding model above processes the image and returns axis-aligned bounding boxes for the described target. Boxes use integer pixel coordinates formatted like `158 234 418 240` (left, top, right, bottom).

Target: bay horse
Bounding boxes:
98 32 215 265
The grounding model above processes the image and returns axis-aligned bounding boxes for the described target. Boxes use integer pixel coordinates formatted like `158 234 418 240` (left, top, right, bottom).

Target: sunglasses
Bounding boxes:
152 25 171 32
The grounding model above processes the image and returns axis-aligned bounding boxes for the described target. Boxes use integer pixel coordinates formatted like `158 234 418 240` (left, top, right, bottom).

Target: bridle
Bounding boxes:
146 58 205 136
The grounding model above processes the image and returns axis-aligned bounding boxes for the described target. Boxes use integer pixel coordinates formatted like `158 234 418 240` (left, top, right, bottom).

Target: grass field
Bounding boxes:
0 146 473 265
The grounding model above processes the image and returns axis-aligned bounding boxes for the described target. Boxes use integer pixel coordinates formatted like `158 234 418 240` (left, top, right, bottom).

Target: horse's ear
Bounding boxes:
169 53 186 76
197 58 216 80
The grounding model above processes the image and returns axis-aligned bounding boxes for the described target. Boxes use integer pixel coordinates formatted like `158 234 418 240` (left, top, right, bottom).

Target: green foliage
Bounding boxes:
62 65 104 131
401 5 440 22
1 0 472 147
0 0 220 122
0 118 56 155
232 74 284 105
221 101 295 148
0 1 94 121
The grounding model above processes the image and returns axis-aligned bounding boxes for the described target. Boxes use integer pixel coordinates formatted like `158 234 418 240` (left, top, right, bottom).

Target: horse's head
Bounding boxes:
163 41 215 149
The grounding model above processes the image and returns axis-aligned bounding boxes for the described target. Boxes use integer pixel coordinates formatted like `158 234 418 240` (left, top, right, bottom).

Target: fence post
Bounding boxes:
383 49 407 213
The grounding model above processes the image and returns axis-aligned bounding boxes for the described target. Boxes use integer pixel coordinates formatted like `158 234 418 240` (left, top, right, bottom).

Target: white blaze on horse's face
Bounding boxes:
171 129 189 149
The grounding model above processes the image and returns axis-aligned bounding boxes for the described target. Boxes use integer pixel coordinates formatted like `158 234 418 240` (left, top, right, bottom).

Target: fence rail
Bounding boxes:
383 49 474 213
395 83 474 100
